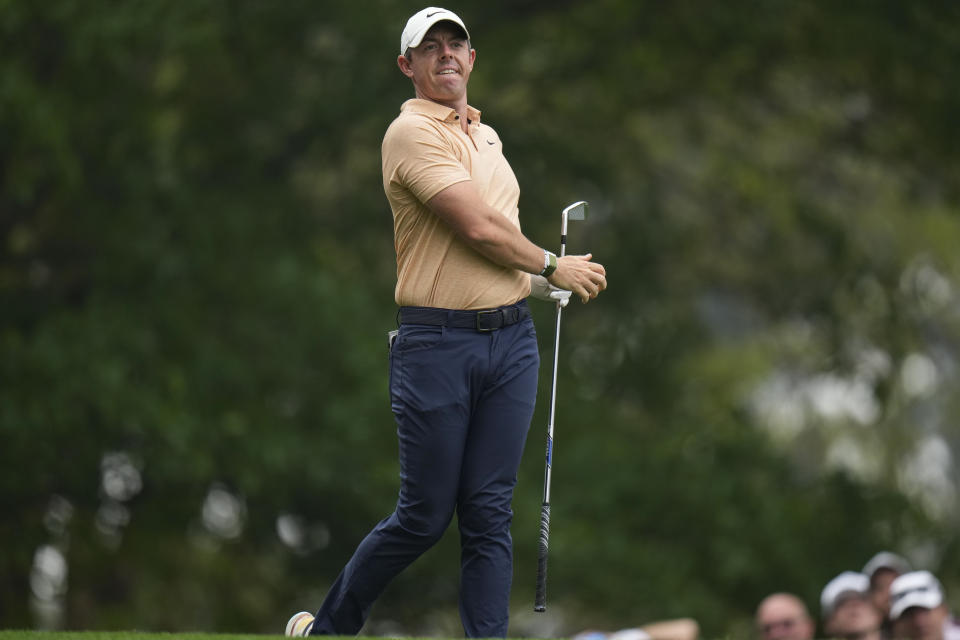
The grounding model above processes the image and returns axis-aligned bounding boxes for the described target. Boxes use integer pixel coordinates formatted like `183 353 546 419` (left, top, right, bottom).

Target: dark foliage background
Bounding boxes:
3 1 960 636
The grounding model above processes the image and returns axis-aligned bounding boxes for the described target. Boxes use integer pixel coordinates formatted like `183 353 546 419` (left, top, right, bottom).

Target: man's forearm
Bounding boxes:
427 181 607 302
427 182 545 274
463 209 546 274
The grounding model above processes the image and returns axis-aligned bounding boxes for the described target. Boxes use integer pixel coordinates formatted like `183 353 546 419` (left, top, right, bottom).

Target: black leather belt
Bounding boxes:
398 301 530 332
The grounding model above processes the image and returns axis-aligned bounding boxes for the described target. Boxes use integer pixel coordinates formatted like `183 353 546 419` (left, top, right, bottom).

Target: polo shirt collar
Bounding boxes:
402 98 481 125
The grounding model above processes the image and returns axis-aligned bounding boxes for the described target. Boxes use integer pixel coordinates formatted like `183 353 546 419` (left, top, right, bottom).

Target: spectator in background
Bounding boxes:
573 618 699 640
819 571 883 640
755 593 815 640
889 570 960 640
863 551 911 620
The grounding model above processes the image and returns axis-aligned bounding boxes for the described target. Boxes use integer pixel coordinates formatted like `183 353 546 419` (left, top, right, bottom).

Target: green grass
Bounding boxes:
0 634 554 640
0 634 392 640
0 635 503 640
0 634 275 640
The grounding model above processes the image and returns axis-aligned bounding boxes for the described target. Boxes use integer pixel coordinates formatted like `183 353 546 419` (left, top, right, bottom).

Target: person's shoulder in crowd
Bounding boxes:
573 617 699 640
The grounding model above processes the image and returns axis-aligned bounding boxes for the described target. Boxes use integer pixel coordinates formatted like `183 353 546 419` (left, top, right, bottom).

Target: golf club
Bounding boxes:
534 200 587 613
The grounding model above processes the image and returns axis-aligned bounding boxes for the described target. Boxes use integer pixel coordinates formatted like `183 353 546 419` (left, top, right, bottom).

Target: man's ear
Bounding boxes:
397 54 414 78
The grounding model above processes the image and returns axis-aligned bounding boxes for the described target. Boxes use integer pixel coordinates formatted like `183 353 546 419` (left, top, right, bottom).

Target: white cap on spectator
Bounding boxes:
821 571 871 619
400 7 470 54
889 570 945 620
863 551 911 578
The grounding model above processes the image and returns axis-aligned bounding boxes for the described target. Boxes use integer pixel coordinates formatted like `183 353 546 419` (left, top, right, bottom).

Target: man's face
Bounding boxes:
869 569 899 615
756 596 815 640
824 596 882 640
398 22 475 107
892 606 947 640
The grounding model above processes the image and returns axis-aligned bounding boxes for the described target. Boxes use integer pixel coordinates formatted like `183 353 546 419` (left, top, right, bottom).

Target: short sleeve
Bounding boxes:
382 116 472 204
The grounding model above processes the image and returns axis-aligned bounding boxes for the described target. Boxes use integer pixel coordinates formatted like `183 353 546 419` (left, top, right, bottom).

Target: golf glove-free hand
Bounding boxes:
529 274 571 307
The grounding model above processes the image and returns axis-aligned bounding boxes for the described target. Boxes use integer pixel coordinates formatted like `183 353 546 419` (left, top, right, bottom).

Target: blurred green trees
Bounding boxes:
2 1 959 637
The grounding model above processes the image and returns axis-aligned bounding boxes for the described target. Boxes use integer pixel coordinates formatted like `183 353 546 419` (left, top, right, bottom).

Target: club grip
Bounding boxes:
534 502 551 611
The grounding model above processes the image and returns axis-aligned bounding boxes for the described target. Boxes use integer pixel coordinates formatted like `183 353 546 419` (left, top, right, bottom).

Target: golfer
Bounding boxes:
286 7 606 637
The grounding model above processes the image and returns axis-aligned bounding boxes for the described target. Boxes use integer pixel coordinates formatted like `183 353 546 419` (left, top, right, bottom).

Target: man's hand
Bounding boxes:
529 274 572 307
547 253 607 303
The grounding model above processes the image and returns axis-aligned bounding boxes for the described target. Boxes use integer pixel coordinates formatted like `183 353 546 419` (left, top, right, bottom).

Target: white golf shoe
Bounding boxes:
285 611 315 637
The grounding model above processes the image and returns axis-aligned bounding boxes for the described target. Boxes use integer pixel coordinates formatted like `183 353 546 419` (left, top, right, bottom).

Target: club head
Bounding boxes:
563 200 588 222
560 201 588 251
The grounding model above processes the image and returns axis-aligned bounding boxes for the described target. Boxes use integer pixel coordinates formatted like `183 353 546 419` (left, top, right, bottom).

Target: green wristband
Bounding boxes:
540 250 557 277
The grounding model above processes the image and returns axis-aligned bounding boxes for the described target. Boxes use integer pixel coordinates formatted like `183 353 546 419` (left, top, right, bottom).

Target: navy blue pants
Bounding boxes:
311 301 540 638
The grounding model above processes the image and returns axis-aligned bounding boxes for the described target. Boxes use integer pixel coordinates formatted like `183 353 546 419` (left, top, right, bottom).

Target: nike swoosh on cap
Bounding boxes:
426 11 443 17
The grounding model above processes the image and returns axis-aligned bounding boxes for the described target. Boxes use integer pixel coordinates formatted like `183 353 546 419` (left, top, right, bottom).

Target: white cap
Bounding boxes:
821 571 871 619
863 551 911 579
889 570 945 620
400 7 470 54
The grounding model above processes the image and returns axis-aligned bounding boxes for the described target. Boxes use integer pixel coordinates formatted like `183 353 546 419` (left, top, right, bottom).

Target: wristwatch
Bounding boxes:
540 250 557 277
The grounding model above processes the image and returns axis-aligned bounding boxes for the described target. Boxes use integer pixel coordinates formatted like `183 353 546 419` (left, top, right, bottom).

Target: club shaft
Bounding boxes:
535 238 566 612
543 303 562 503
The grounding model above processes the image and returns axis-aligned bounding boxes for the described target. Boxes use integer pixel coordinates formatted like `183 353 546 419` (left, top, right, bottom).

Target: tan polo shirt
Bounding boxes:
382 98 530 310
